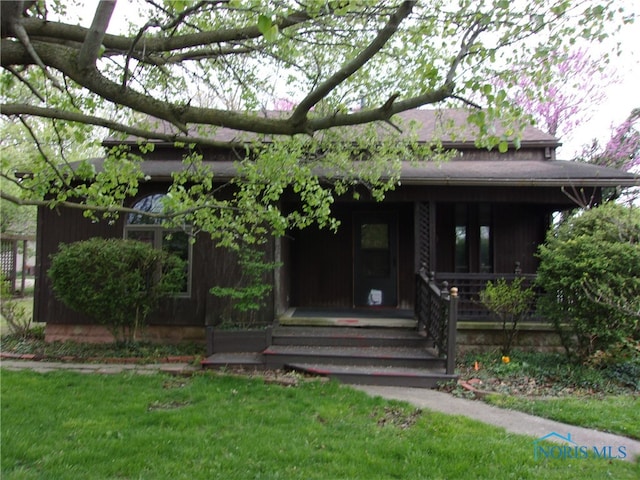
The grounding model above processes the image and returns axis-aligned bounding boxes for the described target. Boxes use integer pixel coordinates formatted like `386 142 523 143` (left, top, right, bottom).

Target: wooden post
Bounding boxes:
446 286 458 375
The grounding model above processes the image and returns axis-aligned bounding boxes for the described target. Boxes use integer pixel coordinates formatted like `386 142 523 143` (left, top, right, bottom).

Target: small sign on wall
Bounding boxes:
367 289 383 306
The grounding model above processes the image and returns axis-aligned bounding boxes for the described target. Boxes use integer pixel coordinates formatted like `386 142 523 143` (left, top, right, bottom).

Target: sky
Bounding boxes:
557 2 640 159
71 0 639 160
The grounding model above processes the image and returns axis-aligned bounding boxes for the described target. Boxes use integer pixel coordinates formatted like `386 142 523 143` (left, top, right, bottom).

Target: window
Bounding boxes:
124 194 191 296
453 203 493 273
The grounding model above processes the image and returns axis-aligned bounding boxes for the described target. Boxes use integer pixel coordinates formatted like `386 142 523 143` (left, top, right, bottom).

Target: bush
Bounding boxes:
479 277 535 356
48 238 186 343
0 274 32 337
536 203 640 362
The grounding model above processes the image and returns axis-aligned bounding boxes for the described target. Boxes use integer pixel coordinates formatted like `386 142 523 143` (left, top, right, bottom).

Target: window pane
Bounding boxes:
455 225 468 273
163 231 190 293
479 225 492 273
361 223 388 250
126 229 155 246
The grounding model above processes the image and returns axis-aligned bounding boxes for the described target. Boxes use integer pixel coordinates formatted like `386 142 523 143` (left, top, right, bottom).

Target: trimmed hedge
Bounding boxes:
48 238 185 342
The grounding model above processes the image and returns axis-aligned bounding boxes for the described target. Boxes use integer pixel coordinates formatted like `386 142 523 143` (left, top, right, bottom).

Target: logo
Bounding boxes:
533 432 627 460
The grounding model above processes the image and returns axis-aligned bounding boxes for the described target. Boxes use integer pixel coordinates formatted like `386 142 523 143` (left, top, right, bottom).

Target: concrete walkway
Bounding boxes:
2 359 638 463
354 385 640 463
0 359 199 376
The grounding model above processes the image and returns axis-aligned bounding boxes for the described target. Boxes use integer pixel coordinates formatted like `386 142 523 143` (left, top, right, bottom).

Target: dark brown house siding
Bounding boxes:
35 184 275 329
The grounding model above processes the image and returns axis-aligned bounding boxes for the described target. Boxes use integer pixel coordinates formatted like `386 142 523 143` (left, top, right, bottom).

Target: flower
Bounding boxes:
501 356 510 364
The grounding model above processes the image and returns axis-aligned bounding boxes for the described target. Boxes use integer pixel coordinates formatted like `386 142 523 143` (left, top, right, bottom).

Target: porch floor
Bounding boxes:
278 307 416 328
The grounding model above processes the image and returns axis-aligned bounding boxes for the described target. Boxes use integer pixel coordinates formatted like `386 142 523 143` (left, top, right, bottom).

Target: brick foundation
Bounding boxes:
45 324 206 345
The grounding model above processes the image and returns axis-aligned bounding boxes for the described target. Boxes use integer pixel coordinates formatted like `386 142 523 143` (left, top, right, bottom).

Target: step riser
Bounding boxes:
265 353 445 370
271 336 428 349
329 373 449 389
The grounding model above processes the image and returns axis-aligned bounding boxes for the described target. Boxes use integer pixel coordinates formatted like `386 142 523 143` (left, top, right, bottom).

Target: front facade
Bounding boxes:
34 110 639 343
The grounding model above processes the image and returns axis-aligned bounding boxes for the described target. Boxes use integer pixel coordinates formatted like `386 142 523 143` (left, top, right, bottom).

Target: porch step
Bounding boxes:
272 326 433 348
263 345 444 370
201 352 265 370
287 363 457 389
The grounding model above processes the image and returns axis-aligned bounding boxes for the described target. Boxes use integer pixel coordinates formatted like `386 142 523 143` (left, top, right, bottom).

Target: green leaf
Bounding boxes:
498 141 509 153
257 15 272 35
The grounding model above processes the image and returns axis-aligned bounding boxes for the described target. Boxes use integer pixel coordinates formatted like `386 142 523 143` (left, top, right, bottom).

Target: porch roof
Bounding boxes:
87 158 638 188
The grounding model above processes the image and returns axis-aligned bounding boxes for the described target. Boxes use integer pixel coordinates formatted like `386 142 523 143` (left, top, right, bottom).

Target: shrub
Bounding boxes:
48 238 186 343
479 277 535 356
536 203 640 362
0 274 32 337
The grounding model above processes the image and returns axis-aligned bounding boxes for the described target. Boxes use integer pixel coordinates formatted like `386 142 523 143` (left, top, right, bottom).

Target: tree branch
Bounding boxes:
77 0 116 70
0 190 237 218
290 1 415 127
5 65 45 101
0 103 252 149
20 8 312 54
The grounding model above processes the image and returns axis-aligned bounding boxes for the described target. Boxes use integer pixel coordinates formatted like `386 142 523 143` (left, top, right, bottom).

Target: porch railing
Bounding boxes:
415 267 458 375
435 272 539 321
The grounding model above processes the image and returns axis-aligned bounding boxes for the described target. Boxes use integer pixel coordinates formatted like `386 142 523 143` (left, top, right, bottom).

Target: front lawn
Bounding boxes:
485 394 640 440
1 370 638 479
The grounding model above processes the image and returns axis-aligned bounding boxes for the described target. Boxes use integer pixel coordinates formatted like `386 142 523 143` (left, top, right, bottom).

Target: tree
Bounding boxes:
578 108 640 171
1 1 634 249
496 47 615 140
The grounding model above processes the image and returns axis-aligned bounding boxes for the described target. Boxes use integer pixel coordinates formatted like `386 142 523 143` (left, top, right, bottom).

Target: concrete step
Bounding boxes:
271 326 432 349
287 363 456 388
263 345 444 370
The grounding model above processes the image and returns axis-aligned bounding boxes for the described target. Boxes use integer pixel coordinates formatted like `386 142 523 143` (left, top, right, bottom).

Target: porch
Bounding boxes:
202 271 461 388
201 271 560 387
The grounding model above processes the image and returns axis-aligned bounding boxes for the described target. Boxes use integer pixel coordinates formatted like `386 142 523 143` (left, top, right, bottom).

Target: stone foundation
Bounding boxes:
457 322 564 354
45 324 206 345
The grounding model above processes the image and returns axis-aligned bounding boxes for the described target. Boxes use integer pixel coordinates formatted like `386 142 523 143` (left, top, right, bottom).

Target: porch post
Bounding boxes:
446 286 458 375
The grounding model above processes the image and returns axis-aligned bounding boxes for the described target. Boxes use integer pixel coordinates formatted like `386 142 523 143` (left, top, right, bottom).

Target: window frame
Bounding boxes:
124 194 193 298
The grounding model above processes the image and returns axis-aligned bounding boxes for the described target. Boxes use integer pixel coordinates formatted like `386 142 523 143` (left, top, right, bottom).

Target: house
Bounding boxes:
34 109 639 353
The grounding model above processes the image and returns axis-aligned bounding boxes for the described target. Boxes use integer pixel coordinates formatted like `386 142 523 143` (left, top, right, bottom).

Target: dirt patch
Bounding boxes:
372 406 422 429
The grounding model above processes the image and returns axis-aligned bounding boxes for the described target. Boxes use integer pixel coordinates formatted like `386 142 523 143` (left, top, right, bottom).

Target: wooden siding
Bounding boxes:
35 183 274 328
493 204 548 274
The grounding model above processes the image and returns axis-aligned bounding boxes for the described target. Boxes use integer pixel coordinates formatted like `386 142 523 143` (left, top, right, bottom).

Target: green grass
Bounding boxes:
485 394 640 440
2 370 638 479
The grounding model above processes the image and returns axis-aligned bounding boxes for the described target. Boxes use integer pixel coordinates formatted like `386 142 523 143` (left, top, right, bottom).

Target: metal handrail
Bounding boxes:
415 267 458 375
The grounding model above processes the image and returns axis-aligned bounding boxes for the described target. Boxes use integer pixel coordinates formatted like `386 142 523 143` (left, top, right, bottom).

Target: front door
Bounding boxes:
353 213 398 307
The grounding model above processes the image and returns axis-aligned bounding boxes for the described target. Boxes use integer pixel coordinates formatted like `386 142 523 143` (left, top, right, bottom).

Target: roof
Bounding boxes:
83 157 639 188
103 108 560 148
